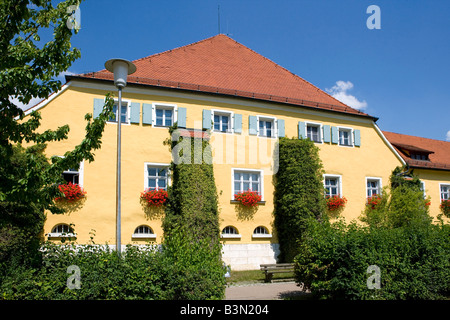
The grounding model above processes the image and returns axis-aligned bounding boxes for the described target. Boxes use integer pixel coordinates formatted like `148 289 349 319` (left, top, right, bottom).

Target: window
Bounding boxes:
306 123 322 143
252 226 272 238
441 184 450 201
63 167 80 184
258 117 275 137
153 104 176 127
411 153 429 161
57 157 84 186
338 127 353 146
109 101 129 124
221 226 241 238
48 224 75 238
132 225 156 239
213 110 232 133
324 175 342 197
366 178 382 197
420 181 426 198
233 169 263 200
145 164 169 190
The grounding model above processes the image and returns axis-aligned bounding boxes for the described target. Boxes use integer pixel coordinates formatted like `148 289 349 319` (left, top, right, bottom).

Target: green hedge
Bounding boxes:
294 218 450 300
0 231 226 300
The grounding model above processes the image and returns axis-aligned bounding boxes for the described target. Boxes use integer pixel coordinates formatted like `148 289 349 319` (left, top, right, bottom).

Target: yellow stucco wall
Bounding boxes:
414 168 450 222
31 80 429 246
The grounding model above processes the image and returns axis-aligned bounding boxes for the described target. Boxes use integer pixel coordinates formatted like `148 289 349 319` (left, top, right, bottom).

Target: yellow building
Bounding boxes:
24 35 447 270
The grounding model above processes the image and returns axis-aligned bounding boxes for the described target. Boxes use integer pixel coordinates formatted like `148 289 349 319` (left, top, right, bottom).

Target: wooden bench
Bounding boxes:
260 263 295 283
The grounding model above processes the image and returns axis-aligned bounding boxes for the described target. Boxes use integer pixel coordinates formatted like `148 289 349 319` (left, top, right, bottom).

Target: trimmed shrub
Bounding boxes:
0 231 226 300
294 218 450 300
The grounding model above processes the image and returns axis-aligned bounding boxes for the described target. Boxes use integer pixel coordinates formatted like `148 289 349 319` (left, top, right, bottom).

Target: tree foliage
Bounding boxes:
0 0 114 275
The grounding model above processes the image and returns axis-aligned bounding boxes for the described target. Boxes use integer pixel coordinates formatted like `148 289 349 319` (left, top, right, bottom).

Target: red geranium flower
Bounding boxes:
234 189 262 207
140 188 169 207
55 182 86 202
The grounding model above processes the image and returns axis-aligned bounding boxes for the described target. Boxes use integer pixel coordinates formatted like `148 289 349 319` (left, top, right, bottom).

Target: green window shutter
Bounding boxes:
142 103 152 125
234 113 242 134
354 129 361 147
93 98 104 119
298 121 306 139
323 125 331 143
249 115 258 135
277 119 285 138
177 107 187 128
202 109 211 130
331 126 339 144
130 102 140 124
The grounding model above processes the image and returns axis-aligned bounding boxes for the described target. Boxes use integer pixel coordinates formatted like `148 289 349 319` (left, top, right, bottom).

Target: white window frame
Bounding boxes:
420 181 426 198
48 224 76 238
108 98 131 125
323 174 343 197
152 103 177 128
338 126 354 147
56 156 84 187
256 115 277 138
132 225 156 239
232 168 264 201
144 162 170 190
366 177 382 198
220 226 241 239
211 109 234 133
252 226 272 239
305 122 323 144
440 183 450 201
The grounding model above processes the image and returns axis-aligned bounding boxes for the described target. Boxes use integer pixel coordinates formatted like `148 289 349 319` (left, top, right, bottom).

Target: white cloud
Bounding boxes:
57 70 76 81
9 70 75 111
9 96 43 111
326 80 368 111
446 130 450 142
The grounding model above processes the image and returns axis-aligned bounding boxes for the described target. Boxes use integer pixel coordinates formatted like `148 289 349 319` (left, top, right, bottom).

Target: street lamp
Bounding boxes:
105 58 136 256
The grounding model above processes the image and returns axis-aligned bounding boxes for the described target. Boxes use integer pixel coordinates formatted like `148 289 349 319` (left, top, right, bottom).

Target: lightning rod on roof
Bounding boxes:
218 4 221 34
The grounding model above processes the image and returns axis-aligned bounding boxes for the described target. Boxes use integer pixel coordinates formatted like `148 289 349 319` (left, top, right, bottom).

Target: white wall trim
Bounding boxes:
68 79 375 125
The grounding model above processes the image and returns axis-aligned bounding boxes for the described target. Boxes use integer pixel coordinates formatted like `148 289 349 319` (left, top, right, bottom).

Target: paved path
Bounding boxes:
225 281 309 300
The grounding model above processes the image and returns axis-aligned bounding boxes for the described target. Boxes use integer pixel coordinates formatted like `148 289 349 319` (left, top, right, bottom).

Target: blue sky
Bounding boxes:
46 0 450 141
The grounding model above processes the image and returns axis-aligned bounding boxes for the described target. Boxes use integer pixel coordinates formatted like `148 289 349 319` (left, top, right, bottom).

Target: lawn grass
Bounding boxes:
226 269 295 285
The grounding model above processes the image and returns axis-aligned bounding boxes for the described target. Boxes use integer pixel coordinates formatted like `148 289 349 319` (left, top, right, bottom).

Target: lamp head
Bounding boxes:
105 58 136 88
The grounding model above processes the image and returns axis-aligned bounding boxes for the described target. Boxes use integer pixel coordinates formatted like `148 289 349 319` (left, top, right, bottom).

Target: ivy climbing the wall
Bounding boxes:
162 125 220 242
274 137 326 262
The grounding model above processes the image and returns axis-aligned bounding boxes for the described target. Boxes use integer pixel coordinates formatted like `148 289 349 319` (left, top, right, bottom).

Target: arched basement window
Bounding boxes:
48 224 76 238
252 226 272 239
132 225 156 239
221 226 241 239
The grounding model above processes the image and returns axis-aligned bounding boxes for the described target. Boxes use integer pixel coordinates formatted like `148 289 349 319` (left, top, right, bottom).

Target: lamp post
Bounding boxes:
105 59 136 256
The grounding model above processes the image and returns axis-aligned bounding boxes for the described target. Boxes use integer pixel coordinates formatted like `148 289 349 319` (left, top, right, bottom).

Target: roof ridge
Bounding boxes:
383 130 450 143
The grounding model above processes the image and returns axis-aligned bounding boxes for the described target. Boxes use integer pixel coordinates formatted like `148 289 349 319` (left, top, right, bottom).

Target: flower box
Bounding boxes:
234 190 262 207
366 194 383 210
440 199 450 218
140 188 168 207
55 182 86 202
326 195 347 212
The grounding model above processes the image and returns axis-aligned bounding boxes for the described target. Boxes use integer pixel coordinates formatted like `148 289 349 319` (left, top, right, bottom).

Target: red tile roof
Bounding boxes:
69 34 374 119
383 131 450 171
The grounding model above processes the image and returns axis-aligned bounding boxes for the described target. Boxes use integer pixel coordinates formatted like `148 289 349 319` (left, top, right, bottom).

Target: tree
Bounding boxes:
0 0 114 274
